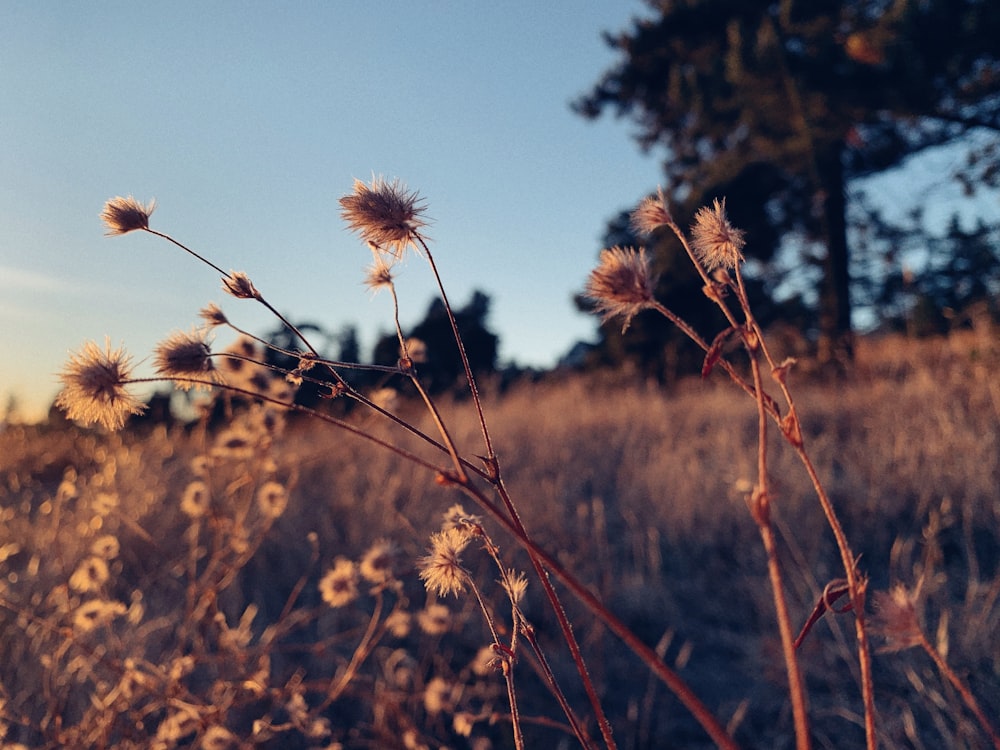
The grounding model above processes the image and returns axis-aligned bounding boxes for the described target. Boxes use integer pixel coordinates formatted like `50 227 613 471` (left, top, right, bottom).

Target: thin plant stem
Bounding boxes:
315 593 385 713
917 631 1000 749
416 236 495 461
745 339 810 750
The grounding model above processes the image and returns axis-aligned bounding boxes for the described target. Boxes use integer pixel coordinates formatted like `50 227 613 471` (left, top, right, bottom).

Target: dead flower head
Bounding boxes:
631 187 673 235
418 527 472 598
869 583 924 653
363 257 396 295
100 195 155 235
360 539 399 585
222 271 260 300
154 329 217 390
256 481 288 519
584 246 657 332
417 602 452 636
199 303 229 329
690 198 745 271
56 339 145 430
339 176 428 258
319 557 359 608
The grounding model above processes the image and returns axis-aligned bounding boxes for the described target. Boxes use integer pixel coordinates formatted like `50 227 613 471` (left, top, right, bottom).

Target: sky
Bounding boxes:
3 4 997 424
0 2 667 422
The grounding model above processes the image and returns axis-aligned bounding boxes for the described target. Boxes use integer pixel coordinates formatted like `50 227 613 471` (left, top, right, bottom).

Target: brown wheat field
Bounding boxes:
1 331 998 750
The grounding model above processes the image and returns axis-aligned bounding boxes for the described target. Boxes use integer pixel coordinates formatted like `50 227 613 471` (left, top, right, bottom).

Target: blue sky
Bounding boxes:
3 4 997 423
0 2 670 420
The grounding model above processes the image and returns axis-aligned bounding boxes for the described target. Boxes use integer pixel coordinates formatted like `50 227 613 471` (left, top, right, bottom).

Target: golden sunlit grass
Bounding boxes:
0 181 997 749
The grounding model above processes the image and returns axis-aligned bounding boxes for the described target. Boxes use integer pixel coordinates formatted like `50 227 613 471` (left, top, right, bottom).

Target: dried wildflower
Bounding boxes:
423 676 452 716
90 535 120 560
56 339 145 430
501 568 529 605
222 270 260 300
417 602 452 636
339 176 428 258
318 557 359 608
100 195 155 235
870 584 924 653
199 303 229 328
360 539 398 585
256 481 288 519
631 187 673 235
385 610 412 638
211 426 256 460
471 645 499 676
442 504 482 533
690 198 745 271
73 598 126 631
180 480 211 518
363 257 396 293
418 527 472 598
584 246 657 332
69 556 110 593
154 329 217 390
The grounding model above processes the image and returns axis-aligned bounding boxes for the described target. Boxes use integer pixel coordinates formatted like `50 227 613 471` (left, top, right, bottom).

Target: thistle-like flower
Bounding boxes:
199 303 229 329
418 527 472 598
153 329 217 390
363 257 396 294
222 271 260 300
584 246 657 332
100 196 155 235
869 584 923 653
690 198 745 271
339 177 428 258
56 339 145 430
631 187 673 235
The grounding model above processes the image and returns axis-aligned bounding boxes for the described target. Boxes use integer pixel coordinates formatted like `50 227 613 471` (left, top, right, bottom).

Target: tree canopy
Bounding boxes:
576 0 1000 363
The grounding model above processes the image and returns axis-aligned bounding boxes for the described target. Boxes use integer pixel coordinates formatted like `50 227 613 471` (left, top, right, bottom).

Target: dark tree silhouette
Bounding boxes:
576 0 1000 362
373 290 499 394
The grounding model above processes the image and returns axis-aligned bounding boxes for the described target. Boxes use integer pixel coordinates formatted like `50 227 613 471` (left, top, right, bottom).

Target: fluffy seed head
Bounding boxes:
339 176 428 258
690 198 745 270
56 339 145 430
222 271 260 300
100 196 155 235
631 187 673 235
199 303 229 328
870 584 923 652
418 527 472 598
153 329 217 390
584 246 657 332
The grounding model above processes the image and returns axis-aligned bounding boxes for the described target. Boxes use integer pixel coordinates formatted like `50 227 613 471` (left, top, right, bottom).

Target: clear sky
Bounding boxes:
0 2 666 421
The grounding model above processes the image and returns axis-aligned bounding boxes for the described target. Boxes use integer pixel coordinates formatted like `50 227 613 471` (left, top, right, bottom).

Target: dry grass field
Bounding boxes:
1 329 998 749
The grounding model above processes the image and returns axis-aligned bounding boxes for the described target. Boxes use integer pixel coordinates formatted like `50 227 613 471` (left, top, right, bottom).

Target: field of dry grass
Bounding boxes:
2 329 997 749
